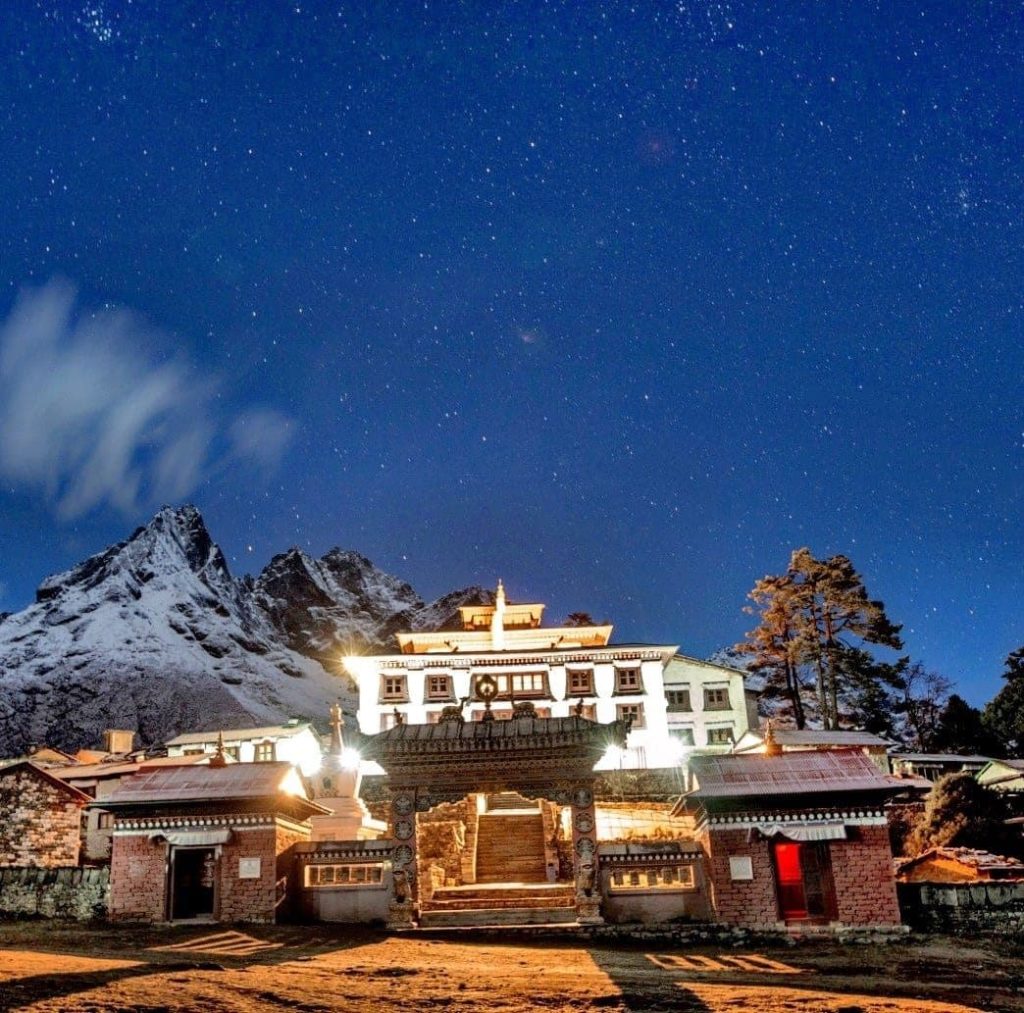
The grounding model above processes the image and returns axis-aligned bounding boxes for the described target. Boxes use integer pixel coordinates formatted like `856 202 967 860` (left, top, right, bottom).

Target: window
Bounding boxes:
706 726 734 746
426 674 453 701
254 741 275 762
96 811 114 829
380 712 401 731
224 746 240 761
666 689 692 712
670 727 695 746
577 703 597 720
182 748 205 756
380 675 408 702
704 686 731 711
567 669 594 696
473 672 547 699
305 863 385 888
616 703 645 728
615 667 642 694
609 864 696 892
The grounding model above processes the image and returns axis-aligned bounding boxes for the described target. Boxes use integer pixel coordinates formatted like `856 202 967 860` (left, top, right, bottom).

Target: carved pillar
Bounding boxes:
570 781 602 924
387 784 418 930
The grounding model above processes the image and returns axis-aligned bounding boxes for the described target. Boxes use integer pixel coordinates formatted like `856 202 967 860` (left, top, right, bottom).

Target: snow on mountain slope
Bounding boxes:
0 506 352 754
0 505 493 755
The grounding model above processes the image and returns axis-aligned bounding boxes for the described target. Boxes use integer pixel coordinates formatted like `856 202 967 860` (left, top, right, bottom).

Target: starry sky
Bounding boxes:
0 2 1021 705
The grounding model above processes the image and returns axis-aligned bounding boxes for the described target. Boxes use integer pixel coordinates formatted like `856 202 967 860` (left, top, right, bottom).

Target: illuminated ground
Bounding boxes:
0 924 1021 1012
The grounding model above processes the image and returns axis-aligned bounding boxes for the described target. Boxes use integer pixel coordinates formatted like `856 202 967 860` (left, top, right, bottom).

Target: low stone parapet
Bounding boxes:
0 866 109 920
898 880 1024 936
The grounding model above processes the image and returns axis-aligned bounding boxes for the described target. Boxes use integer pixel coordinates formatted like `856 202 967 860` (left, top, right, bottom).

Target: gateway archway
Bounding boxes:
357 703 627 928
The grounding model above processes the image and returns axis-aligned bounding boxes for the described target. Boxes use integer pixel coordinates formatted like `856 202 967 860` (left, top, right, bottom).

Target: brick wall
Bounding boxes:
898 881 1024 936
829 826 902 927
110 819 311 924
698 823 902 930
0 768 83 867
698 827 781 930
109 834 167 922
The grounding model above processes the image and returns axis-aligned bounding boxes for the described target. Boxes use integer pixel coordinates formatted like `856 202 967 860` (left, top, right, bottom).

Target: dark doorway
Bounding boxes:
772 840 837 922
170 847 217 920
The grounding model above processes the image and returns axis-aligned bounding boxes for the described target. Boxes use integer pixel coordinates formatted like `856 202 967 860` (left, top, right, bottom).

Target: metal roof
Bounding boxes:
99 761 322 808
56 754 219 783
741 728 891 748
687 749 900 799
164 723 315 746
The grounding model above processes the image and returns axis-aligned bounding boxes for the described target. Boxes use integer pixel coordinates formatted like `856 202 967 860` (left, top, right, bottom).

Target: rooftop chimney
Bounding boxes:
103 729 135 755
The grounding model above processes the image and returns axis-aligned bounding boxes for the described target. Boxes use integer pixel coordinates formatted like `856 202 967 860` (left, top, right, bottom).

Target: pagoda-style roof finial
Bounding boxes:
495 578 506 608
763 719 782 757
209 730 228 767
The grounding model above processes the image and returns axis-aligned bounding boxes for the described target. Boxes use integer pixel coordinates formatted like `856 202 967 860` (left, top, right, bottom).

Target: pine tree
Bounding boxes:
933 694 1001 756
739 574 808 728
739 548 903 730
788 549 903 730
983 648 1024 757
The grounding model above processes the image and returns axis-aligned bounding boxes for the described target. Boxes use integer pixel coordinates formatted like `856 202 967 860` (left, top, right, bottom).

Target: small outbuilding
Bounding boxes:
896 847 1024 884
0 761 91 867
676 748 906 932
100 760 329 923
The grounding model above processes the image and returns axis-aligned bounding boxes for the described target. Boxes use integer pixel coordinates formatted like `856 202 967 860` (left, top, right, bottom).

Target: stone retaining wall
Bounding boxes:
898 880 1024 936
0 867 108 920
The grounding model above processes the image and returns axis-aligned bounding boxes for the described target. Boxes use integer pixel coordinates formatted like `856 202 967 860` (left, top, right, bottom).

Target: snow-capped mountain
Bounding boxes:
0 505 488 754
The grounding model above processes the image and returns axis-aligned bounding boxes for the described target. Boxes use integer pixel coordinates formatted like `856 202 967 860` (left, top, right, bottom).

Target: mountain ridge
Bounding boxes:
0 504 490 754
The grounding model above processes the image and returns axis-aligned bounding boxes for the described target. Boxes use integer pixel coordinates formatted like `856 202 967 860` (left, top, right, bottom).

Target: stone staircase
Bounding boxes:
474 811 547 884
419 883 576 929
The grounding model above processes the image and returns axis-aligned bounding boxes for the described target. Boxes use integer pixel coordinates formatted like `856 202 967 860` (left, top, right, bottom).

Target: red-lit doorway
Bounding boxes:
772 840 837 922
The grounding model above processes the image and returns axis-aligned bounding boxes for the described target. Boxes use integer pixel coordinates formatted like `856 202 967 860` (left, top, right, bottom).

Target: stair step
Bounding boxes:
432 884 573 902
418 906 577 928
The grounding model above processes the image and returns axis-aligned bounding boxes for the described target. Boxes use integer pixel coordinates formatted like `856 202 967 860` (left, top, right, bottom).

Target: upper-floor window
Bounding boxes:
473 672 547 700
426 674 454 701
254 741 276 762
567 669 594 696
615 667 643 694
666 689 692 712
380 712 401 731
96 811 114 829
380 675 408 702
706 726 734 746
224 746 240 761
670 727 695 747
703 686 731 711
616 703 645 728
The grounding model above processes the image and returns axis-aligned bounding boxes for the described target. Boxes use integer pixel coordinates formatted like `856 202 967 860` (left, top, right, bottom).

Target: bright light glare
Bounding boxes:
341 747 361 771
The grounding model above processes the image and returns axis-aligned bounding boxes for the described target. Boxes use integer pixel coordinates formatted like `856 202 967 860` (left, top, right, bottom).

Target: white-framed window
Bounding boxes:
706 726 734 746
425 674 453 701
380 675 408 702
616 703 645 728
703 686 731 711
615 667 643 694
666 689 692 712
305 863 385 888
254 740 275 762
609 864 696 892
474 672 547 699
567 669 594 696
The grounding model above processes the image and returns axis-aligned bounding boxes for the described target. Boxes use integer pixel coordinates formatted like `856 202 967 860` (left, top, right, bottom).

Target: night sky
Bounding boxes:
1 3 1021 704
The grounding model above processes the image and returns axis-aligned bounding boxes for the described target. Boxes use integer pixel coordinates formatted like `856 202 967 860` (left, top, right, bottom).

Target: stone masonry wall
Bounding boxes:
829 826 901 926
898 881 1024 936
0 768 83 867
0 867 109 920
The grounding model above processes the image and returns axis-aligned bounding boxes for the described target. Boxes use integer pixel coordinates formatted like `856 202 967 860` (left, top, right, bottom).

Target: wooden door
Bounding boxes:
772 840 838 922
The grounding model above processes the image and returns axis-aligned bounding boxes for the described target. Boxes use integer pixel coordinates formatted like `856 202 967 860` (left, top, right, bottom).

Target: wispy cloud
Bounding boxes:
0 280 294 519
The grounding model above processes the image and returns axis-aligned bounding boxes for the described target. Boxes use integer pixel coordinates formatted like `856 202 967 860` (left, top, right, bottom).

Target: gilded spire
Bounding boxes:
209 730 228 767
763 719 782 757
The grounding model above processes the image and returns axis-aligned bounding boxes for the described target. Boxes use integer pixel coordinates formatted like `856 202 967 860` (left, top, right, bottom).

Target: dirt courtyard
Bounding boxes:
0 923 1022 1013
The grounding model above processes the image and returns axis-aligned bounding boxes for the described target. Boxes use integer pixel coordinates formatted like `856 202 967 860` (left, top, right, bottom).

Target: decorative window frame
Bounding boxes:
616 702 645 729
614 667 644 694
304 862 386 888
703 685 732 711
380 675 409 703
425 673 455 702
665 689 692 712
608 864 697 893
